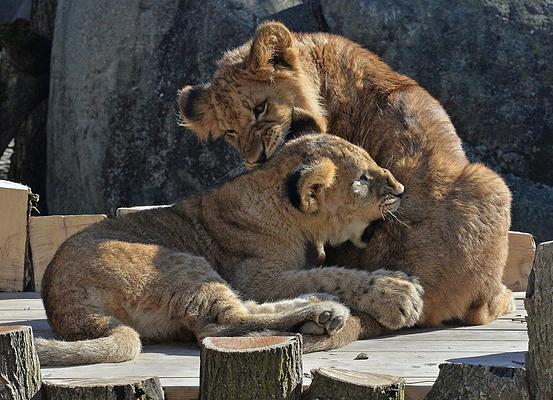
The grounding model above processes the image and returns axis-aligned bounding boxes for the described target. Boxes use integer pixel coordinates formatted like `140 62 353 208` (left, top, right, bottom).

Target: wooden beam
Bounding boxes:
116 205 169 217
504 231 535 291
0 180 30 291
0 325 41 400
200 336 303 400
525 240 553 400
28 214 106 290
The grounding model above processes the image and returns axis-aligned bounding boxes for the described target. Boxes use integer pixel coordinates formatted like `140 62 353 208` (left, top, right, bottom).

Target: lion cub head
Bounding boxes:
276 134 404 248
178 21 324 166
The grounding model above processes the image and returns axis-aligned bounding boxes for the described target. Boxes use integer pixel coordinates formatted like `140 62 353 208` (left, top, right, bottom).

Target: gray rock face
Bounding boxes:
48 0 323 215
47 0 552 240
0 0 28 23
322 0 553 241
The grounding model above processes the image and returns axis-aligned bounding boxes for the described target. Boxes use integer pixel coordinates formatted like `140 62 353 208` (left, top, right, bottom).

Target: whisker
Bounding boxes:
215 163 247 183
387 210 411 229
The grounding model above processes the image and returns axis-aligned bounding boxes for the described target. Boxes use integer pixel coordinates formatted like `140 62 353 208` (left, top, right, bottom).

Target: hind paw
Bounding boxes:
298 300 350 336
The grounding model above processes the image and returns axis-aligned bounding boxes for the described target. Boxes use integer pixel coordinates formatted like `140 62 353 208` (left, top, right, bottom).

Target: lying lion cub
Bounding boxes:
37 134 422 365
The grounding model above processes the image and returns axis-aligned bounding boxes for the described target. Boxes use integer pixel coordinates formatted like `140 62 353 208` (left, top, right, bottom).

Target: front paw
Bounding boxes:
297 300 350 336
358 269 424 330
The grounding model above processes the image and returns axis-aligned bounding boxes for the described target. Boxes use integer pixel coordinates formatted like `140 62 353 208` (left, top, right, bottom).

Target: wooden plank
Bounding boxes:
504 231 536 291
29 214 106 290
116 205 169 217
0 180 30 291
0 292 529 400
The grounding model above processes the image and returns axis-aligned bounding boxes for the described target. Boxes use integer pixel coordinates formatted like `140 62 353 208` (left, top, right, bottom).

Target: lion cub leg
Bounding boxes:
463 284 514 326
189 283 349 340
242 293 349 336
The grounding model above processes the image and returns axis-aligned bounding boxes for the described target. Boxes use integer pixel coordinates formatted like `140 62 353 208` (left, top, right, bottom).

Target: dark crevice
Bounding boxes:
305 0 329 32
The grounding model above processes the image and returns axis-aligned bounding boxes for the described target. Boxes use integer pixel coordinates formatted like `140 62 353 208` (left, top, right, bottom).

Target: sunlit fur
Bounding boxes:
37 134 423 365
179 22 513 338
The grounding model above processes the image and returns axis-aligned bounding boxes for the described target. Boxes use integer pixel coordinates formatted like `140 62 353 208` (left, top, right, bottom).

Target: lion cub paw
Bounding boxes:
297 294 350 336
362 269 424 330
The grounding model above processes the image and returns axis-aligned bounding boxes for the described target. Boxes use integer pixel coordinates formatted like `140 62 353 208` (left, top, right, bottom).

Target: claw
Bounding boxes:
319 311 331 323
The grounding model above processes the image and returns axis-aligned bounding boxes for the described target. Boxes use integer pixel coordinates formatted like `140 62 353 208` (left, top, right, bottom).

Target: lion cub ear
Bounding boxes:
287 158 337 213
177 84 217 140
249 21 299 77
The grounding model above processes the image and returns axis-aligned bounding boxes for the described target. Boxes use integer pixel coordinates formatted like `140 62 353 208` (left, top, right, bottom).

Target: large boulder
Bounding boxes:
47 0 322 215
322 0 553 241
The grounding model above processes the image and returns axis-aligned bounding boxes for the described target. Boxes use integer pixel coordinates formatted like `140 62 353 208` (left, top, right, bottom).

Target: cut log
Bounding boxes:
425 363 529 400
304 368 405 400
39 377 164 400
116 205 169 217
503 232 536 291
200 335 303 400
28 214 107 290
0 180 30 291
525 240 553 400
0 325 41 400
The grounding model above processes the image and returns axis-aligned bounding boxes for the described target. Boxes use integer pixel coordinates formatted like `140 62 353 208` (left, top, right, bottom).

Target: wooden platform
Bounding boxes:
0 292 528 400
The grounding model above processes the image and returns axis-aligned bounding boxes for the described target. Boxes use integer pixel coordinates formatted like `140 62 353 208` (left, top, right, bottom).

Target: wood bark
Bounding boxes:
200 335 303 400
304 368 404 400
525 240 553 400
425 363 529 400
0 326 41 400
38 377 164 400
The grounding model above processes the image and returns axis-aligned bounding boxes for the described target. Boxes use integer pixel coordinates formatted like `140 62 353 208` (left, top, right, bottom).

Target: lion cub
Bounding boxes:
37 134 422 365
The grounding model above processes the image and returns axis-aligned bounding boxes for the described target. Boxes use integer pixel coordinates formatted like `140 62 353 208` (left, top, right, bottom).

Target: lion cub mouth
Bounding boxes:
380 195 401 213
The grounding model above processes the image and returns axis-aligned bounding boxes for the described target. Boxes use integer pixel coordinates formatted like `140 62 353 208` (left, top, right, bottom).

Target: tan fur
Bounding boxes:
178 22 513 335
37 134 423 365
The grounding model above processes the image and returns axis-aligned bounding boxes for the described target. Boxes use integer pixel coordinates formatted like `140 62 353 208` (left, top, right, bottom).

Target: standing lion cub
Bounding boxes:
37 133 423 366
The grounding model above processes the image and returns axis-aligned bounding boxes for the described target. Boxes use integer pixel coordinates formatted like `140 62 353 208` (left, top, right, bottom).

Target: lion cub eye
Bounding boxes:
359 173 373 182
253 101 268 119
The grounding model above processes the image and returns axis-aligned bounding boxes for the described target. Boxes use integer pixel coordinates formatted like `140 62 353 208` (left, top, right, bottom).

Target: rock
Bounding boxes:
47 0 324 215
0 0 27 23
465 142 553 242
354 352 369 360
0 0 55 213
505 174 553 243
322 0 553 240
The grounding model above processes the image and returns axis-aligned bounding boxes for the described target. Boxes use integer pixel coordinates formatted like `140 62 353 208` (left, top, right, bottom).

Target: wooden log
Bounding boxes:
503 231 536 291
0 326 41 400
0 180 30 291
200 335 303 400
525 240 553 400
116 205 169 217
28 214 106 290
425 363 529 400
304 368 405 400
39 377 164 399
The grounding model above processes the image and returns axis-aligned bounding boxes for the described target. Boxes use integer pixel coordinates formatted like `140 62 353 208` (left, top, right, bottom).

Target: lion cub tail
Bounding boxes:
35 325 141 366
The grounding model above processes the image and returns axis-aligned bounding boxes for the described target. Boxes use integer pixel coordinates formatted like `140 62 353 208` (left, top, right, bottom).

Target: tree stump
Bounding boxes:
39 377 164 400
304 368 404 400
200 335 303 400
425 363 529 400
525 240 553 400
0 326 41 400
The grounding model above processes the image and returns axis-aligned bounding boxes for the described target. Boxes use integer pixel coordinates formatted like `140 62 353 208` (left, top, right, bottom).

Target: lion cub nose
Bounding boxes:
383 170 404 196
394 182 405 197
